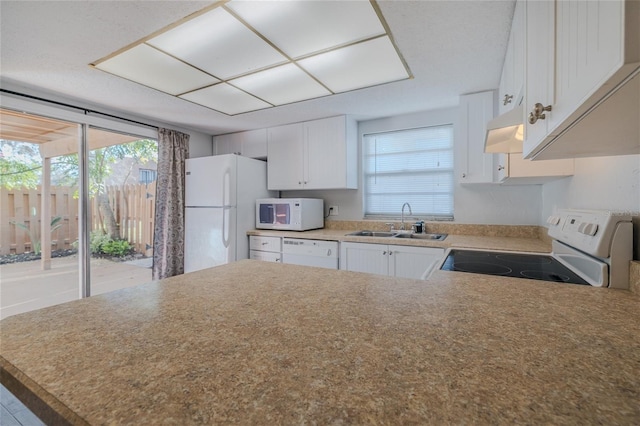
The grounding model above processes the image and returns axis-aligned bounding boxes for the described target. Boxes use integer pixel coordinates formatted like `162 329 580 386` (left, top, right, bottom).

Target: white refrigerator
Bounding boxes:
184 155 273 273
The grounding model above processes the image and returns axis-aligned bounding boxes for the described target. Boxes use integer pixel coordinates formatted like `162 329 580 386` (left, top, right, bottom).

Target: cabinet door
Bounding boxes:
496 153 509 182
505 153 573 179
267 123 305 190
304 116 347 190
458 91 496 183
550 0 625 132
249 250 281 263
339 242 389 276
214 133 242 156
241 128 268 159
388 246 445 280
523 0 555 156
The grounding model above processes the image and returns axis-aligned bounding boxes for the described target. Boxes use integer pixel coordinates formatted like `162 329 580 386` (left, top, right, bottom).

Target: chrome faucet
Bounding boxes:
401 202 412 230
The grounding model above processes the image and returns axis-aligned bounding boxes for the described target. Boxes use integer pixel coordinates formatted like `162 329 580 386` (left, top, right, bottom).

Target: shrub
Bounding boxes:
89 231 111 254
89 231 132 257
101 239 132 257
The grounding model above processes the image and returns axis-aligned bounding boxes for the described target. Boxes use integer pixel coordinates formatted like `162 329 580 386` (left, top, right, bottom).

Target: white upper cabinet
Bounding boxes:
266 123 305 190
498 0 525 115
267 115 357 190
523 0 640 160
458 90 496 184
214 128 268 159
496 152 573 184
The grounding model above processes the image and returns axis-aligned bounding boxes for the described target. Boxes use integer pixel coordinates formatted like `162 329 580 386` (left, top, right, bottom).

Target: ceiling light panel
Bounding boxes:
230 63 331 105
147 7 288 79
298 36 410 93
226 0 386 58
95 44 219 95
180 83 271 115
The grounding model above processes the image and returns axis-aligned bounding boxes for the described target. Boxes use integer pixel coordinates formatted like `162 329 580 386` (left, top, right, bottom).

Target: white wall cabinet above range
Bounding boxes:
267 115 358 190
524 0 640 160
497 0 525 116
340 242 444 280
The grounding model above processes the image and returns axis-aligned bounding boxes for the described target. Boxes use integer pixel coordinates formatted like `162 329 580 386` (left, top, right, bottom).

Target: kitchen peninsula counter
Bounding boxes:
2 260 639 424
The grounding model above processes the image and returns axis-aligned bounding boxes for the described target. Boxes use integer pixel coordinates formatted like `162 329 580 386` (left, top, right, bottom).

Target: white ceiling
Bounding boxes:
0 0 515 136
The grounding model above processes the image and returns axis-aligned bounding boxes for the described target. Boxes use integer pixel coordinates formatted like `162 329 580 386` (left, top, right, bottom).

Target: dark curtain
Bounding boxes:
152 128 190 280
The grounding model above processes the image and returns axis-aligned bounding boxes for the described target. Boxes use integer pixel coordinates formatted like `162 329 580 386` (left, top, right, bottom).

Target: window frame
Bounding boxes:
362 124 455 221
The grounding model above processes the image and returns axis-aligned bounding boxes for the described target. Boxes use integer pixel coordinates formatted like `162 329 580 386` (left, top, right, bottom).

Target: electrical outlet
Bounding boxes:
329 205 339 216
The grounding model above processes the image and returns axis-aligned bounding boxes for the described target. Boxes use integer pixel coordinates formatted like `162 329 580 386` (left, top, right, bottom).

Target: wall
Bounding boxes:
541 154 640 259
286 107 543 225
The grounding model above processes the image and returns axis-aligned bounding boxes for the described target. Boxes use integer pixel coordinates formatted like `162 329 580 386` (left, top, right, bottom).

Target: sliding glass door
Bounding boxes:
0 109 81 318
87 127 156 295
0 108 158 318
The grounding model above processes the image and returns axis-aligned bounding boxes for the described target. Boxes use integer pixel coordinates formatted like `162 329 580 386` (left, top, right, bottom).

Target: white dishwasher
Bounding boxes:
282 238 339 270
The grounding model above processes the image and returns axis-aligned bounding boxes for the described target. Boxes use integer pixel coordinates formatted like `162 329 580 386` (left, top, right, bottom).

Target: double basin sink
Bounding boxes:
346 230 447 241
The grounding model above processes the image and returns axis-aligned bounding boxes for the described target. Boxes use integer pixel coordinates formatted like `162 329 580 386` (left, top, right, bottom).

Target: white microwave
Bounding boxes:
256 198 324 231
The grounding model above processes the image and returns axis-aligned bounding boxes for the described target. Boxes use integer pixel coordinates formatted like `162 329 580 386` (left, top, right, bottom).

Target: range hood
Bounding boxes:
484 105 524 153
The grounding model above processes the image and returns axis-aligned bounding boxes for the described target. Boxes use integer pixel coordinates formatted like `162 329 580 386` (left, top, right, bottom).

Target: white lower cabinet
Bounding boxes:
249 236 281 263
340 242 445 280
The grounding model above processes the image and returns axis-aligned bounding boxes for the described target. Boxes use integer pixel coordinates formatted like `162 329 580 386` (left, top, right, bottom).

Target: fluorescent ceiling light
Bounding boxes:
484 105 524 153
230 63 330 105
226 0 386 58
95 44 219 95
180 84 271 115
147 8 287 79
92 1 411 115
298 36 409 93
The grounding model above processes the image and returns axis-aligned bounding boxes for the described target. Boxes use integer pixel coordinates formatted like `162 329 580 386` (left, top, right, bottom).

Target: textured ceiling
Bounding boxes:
0 1 515 136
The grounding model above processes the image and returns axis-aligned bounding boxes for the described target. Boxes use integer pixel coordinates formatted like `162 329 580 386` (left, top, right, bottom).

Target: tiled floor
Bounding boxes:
0 384 45 426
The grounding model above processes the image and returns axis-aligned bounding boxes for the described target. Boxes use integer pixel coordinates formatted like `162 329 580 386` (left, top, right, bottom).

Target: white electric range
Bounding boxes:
440 209 633 289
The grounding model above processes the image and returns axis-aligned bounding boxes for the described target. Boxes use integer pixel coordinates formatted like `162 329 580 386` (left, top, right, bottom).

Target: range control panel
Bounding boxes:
547 209 631 258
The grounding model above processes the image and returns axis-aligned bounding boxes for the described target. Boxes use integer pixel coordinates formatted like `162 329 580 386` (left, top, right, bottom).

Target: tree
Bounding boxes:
1 138 158 241
0 141 41 189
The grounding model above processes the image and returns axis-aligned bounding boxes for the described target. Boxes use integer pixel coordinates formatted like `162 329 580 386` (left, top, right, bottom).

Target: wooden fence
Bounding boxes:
0 182 155 256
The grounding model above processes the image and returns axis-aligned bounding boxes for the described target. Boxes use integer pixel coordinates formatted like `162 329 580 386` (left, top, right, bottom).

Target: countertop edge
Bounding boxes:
1 358 88 426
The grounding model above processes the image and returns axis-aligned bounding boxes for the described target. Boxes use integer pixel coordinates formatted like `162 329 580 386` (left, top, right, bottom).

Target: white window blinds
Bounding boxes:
363 125 454 219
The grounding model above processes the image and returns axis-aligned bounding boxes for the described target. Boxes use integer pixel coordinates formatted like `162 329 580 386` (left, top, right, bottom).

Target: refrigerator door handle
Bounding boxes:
222 169 231 248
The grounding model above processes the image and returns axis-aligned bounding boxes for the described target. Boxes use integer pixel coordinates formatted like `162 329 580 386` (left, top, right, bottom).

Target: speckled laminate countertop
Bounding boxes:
1 260 639 424
247 228 552 253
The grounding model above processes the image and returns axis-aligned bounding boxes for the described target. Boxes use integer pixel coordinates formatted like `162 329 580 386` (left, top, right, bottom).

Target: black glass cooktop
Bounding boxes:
440 249 589 285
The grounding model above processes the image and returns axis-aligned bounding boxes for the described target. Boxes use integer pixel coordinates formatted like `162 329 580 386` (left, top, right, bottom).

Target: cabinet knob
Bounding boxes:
503 94 513 106
497 165 505 171
298 181 302 185
462 173 466 178
382 251 387 255
528 103 552 124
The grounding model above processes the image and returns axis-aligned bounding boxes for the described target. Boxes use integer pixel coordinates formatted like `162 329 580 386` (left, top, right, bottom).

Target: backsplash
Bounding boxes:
324 220 543 239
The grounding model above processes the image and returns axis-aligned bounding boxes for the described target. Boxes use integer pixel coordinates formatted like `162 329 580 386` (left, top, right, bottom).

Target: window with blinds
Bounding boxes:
363 125 454 219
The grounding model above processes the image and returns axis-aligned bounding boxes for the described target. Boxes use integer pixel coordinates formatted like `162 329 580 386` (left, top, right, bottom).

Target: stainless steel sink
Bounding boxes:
345 230 447 241
393 233 448 241
346 230 397 237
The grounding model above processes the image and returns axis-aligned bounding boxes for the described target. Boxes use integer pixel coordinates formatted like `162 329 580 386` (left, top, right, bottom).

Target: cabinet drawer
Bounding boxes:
249 236 281 252
250 250 281 263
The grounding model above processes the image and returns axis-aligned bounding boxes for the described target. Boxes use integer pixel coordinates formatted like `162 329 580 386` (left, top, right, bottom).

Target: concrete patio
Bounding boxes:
0 256 153 320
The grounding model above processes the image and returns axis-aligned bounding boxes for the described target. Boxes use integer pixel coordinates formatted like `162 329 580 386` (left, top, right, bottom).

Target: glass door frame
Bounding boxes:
1 92 158 300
